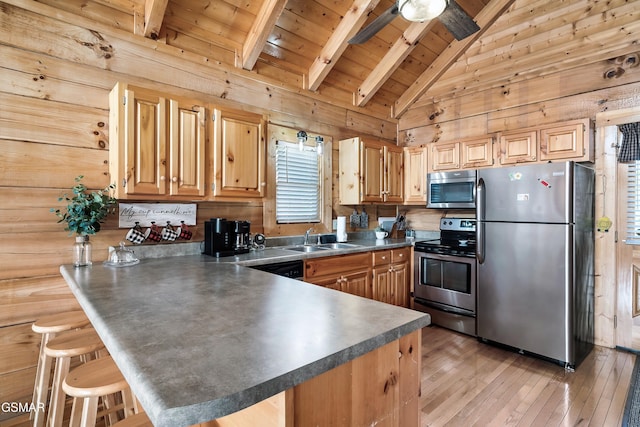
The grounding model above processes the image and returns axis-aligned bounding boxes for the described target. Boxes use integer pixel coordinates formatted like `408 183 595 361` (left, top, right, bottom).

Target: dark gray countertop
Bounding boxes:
60 254 431 427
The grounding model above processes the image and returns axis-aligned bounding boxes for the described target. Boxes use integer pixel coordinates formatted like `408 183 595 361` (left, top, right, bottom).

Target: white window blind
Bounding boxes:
275 141 320 223
627 160 640 244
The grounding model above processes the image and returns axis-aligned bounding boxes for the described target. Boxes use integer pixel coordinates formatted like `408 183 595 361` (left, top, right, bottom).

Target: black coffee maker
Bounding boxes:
204 218 251 257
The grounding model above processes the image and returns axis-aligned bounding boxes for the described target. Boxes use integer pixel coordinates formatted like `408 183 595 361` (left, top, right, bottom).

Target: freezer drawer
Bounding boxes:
477 221 573 364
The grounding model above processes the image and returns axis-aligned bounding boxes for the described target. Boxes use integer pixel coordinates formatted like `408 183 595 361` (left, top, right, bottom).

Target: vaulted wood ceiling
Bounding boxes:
38 0 640 122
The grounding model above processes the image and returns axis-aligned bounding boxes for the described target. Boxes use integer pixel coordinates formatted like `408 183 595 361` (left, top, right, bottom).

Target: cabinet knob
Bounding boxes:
172 176 178 183
160 176 166 181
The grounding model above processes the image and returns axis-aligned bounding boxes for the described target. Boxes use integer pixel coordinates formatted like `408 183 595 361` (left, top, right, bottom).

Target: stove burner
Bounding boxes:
414 218 477 257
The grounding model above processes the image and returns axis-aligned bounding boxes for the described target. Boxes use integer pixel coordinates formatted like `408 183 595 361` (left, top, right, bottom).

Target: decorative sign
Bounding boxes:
118 203 197 228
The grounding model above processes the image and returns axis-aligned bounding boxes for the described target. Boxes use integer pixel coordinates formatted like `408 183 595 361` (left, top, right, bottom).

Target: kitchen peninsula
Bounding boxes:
60 255 430 427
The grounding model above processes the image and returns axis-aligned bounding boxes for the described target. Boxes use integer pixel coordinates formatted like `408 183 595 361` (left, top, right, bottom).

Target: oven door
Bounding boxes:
413 251 476 314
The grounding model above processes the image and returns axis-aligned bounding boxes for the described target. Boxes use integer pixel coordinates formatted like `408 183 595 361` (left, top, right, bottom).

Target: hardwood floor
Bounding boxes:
420 325 636 427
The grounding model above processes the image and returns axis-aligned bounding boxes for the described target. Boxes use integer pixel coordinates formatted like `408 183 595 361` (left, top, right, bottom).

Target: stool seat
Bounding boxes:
111 412 152 427
32 310 90 334
62 356 137 427
44 327 105 358
63 356 128 397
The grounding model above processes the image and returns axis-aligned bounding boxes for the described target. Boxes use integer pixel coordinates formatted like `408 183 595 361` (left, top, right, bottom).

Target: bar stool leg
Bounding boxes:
69 396 99 427
31 332 53 426
46 356 70 427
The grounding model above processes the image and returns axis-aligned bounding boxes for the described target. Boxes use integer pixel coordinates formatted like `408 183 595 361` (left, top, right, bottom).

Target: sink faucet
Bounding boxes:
304 228 314 245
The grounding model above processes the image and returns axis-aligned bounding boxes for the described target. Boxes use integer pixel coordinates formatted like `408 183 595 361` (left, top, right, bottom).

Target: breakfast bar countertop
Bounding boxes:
60 256 430 427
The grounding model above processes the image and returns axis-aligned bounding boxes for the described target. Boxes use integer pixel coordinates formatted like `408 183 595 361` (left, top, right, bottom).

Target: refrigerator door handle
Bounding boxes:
476 177 485 264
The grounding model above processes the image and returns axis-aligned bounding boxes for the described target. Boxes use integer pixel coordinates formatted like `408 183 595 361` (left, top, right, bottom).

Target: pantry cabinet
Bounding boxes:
109 83 206 199
371 248 410 307
210 107 266 199
430 136 494 172
304 252 372 299
339 137 403 204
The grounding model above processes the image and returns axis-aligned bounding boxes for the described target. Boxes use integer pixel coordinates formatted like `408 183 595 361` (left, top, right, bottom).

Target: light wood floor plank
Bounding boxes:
420 326 636 427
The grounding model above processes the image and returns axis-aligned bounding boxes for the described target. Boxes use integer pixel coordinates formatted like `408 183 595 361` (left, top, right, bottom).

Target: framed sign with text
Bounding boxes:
118 203 197 228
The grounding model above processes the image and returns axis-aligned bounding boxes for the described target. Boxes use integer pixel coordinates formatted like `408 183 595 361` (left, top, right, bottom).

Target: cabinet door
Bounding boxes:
361 141 384 203
403 146 428 204
168 100 206 197
309 275 342 291
461 137 493 168
390 261 409 307
431 142 460 171
372 265 392 304
122 87 167 197
384 145 404 203
539 121 585 161
499 130 537 164
341 269 372 299
212 108 265 198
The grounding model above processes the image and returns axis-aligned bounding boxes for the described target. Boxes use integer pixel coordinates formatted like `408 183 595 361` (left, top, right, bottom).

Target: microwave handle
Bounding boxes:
476 177 485 264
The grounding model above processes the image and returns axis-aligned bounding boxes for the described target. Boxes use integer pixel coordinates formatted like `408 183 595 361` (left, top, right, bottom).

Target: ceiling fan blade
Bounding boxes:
437 0 480 41
348 4 399 44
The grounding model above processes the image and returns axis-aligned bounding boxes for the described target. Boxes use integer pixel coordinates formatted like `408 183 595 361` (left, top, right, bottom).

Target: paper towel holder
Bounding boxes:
336 216 348 242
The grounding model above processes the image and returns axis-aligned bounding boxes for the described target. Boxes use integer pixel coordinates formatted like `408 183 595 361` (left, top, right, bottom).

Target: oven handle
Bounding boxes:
476 177 485 264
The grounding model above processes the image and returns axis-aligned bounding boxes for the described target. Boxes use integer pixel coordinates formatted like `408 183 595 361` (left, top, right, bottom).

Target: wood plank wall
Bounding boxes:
0 1 397 417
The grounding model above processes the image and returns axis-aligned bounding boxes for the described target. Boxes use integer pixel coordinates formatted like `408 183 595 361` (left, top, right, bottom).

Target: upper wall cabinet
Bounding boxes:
339 137 403 205
403 145 428 205
499 118 593 165
429 136 494 172
210 108 266 200
109 83 206 200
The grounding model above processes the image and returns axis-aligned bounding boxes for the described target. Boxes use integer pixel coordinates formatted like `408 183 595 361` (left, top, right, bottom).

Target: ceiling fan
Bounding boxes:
349 0 480 44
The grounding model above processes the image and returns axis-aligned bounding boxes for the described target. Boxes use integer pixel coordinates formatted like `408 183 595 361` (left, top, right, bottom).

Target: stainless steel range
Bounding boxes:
413 218 476 336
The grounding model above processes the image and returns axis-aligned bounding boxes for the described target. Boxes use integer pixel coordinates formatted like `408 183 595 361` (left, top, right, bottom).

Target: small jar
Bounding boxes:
73 235 92 267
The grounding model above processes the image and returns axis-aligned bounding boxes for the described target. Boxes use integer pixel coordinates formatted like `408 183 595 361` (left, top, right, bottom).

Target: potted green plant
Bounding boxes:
52 176 117 267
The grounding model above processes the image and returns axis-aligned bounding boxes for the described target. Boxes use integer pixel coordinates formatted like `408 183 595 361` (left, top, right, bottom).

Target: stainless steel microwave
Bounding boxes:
427 170 477 209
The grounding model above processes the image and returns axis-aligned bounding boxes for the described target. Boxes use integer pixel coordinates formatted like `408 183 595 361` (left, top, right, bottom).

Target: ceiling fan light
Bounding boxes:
399 0 447 22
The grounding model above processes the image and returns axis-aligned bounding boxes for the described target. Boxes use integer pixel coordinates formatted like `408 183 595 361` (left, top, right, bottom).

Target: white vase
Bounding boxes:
73 235 92 267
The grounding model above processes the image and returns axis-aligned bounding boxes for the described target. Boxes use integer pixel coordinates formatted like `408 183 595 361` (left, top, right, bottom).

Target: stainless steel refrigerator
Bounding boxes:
476 161 594 369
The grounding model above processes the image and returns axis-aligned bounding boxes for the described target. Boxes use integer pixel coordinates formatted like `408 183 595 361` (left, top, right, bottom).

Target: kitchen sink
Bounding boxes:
284 245 330 253
282 243 361 252
317 243 361 249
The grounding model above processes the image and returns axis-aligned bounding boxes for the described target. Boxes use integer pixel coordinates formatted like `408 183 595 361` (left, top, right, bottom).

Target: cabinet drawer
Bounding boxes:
391 247 410 263
304 252 371 279
373 250 391 265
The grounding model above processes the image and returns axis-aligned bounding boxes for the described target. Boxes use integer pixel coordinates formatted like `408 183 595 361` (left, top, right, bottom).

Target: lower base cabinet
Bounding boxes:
304 248 410 307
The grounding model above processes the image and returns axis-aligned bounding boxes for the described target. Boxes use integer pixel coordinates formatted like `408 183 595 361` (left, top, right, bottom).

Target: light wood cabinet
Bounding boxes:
403 145 428 204
371 248 410 307
540 119 591 161
499 129 538 165
339 137 403 204
210 107 266 199
304 252 372 299
430 136 494 172
109 82 206 199
499 118 593 164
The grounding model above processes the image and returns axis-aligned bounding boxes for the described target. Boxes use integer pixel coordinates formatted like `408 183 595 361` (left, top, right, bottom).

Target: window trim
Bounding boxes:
263 124 332 236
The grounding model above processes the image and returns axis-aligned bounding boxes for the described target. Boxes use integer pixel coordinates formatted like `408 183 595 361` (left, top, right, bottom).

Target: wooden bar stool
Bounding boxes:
31 310 90 427
44 327 106 427
111 412 152 426
62 355 137 427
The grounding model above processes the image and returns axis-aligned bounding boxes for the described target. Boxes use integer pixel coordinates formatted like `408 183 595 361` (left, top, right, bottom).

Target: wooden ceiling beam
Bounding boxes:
138 0 168 40
392 0 517 119
240 0 288 71
306 0 382 92
355 20 438 107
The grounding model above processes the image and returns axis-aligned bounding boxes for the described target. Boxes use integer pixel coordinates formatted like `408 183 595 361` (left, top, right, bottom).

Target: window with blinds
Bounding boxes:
627 161 640 244
275 141 321 223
